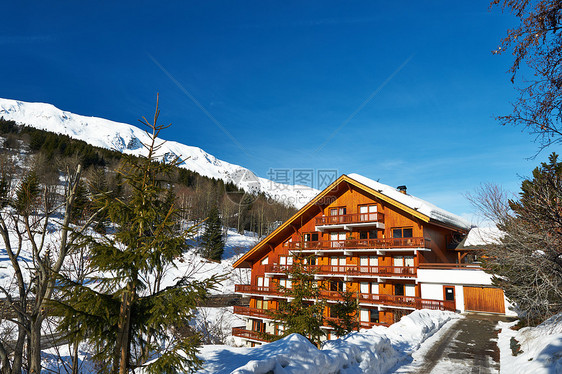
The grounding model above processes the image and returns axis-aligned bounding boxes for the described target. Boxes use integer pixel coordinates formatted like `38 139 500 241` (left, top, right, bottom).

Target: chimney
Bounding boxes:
397 185 407 194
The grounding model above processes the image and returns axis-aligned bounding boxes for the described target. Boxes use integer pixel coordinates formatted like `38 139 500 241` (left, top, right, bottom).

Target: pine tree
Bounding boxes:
53 97 217 374
269 252 326 347
327 289 359 337
201 205 224 261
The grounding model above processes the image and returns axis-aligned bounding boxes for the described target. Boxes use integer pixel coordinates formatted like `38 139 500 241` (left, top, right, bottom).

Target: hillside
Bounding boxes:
0 98 319 208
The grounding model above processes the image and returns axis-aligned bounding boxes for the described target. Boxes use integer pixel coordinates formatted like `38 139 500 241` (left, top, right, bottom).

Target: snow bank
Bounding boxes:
347 174 470 231
498 313 562 374
198 310 458 374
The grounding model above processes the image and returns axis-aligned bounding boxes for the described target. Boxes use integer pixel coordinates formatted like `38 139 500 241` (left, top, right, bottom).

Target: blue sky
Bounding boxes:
0 1 555 223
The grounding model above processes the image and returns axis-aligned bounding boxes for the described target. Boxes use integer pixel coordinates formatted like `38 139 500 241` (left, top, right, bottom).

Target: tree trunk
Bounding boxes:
9 322 26 374
71 342 79 374
28 315 43 374
113 287 133 374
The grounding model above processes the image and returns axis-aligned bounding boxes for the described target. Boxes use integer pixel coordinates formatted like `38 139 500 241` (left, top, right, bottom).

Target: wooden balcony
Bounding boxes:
231 327 274 342
316 212 384 225
314 265 416 278
325 316 389 329
283 237 429 251
233 305 272 319
264 264 416 278
234 285 455 311
418 262 483 270
234 284 282 297
357 293 455 311
321 291 455 311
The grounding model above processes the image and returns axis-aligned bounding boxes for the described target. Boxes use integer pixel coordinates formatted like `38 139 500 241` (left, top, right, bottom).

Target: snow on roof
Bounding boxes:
463 226 504 247
347 173 471 231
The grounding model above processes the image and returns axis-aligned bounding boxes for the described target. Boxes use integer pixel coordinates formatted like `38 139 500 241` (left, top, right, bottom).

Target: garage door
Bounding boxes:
463 286 505 314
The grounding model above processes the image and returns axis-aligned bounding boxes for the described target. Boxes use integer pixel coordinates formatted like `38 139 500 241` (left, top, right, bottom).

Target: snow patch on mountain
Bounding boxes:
0 98 318 208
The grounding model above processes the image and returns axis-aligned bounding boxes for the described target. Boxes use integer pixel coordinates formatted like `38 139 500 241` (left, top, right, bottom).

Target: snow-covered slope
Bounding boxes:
0 98 318 208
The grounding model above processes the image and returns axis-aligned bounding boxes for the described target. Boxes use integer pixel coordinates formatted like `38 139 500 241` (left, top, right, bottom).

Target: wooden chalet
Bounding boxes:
232 174 511 345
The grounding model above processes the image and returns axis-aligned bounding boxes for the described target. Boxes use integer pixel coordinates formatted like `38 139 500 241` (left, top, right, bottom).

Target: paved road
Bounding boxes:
397 313 510 374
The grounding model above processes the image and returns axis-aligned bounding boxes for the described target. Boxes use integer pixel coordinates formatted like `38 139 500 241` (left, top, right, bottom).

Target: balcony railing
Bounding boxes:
316 212 384 225
357 293 455 311
320 291 455 311
284 237 428 251
233 306 272 319
315 265 416 277
418 263 483 270
231 327 274 342
234 286 455 311
264 264 416 277
235 284 282 296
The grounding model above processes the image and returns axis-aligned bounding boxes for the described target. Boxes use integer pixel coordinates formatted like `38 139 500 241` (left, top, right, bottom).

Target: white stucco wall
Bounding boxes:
418 268 516 315
417 268 494 285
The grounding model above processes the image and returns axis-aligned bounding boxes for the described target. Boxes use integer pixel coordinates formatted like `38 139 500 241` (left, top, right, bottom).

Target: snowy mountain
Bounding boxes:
0 98 319 208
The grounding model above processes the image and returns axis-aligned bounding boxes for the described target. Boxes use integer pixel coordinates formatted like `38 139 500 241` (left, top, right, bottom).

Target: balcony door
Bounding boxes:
330 232 346 247
329 207 346 223
360 256 378 273
359 204 377 222
330 256 346 273
257 277 270 288
393 256 404 273
405 284 416 297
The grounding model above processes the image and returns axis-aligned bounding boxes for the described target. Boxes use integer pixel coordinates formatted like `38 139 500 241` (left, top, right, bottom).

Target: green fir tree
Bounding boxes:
201 205 224 261
327 289 359 336
53 97 217 374
269 252 326 347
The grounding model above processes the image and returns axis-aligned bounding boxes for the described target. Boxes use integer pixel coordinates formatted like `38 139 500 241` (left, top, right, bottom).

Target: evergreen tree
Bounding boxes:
327 289 359 336
473 152 562 325
53 97 217 373
269 252 326 347
201 205 224 261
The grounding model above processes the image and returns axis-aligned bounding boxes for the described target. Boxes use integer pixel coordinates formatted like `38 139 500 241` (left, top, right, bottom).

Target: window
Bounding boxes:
360 308 369 322
444 286 455 301
360 282 369 294
330 232 346 247
392 227 413 238
303 257 317 266
253 319 264 332
359 256 378 266
303 232 319 242
279 256 293 266
395 284 404 296
405 284 416 297
279 278 292 289
370 310 379 323
404 256 414 267
261 256 269 265
329 207 347 224
358 204 377 222
359 230 377 240
256 299 263 309
330 280 343 292
330 207 346 216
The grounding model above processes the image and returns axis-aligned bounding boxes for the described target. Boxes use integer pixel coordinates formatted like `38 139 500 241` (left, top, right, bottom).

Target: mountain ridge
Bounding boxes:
0 98 319 208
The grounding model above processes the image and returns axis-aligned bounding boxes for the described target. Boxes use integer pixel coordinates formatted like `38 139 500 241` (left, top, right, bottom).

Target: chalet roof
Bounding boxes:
348 174 471 232
233 174 471 268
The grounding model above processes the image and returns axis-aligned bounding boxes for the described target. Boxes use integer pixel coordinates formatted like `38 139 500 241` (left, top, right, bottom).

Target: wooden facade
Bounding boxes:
231 174 492 345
